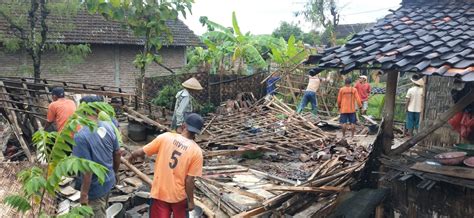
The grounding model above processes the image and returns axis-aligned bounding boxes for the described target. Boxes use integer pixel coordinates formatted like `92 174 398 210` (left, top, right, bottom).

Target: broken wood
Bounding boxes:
410 162 474 180
199 177 265 201
265 185 343 193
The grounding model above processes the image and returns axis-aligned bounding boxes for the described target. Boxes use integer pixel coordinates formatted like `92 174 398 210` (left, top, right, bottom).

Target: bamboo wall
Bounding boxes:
420 76 461 147
381 177 474 217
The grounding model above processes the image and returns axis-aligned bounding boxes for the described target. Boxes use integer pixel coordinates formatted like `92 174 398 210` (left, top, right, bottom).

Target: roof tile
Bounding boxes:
305 2 474 81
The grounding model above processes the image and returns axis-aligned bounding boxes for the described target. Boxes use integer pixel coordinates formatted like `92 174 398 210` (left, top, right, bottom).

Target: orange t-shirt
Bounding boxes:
143 132 203 203
47 98 76 131
337 86 362 113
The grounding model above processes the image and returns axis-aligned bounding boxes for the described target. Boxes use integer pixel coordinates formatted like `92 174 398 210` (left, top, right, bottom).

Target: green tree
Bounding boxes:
295 0 340 46
0 0 91 82
270 35 308 70
272 22 304 42
3 102 114 217
86 0 193 100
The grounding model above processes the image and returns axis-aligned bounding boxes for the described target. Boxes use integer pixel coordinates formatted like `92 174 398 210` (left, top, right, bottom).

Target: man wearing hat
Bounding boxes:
354 75 371 115
128 113 204 217
44 87 76 132
172 77 203 132
405 76 425 137
296 68 325 115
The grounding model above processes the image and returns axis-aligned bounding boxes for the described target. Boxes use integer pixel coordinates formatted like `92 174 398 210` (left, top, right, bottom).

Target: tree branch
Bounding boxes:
0 10 27 41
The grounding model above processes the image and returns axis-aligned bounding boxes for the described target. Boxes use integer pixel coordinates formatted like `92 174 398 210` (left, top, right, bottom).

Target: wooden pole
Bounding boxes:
123 106 171 132
391 89 474 155
382 71 398 155
120 157 153 185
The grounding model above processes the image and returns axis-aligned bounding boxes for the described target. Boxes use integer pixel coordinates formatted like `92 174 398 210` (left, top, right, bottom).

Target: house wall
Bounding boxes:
420 76 461 147
0 44 186 93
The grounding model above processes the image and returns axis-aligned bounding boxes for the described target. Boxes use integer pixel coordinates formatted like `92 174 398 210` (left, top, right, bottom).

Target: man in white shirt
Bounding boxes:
296 68 324 115
405 76 425 137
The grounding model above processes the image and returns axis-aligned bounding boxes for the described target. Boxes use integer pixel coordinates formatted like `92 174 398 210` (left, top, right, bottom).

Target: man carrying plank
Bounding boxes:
129 113 204 218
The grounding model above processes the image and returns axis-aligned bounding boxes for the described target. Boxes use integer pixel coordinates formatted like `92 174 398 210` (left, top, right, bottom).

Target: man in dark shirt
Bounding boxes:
73 98 121 217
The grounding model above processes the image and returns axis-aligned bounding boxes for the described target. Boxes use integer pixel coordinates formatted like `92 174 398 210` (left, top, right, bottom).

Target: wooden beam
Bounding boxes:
382 71 398 154
410 162 474 180
265 185 343 193
391 89 474 155
120 157 153 186
122 106 171 132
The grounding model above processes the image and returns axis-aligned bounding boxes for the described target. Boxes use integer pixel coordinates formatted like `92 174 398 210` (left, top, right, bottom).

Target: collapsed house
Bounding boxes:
306 0 474 216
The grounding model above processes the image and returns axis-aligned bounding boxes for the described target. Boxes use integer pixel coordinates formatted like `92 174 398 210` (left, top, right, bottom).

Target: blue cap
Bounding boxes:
185 113 204 134
80 96 103 103
51 87 65 97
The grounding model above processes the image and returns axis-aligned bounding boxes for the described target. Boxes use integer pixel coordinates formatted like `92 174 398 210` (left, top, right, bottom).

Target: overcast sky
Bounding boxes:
181 0 402 35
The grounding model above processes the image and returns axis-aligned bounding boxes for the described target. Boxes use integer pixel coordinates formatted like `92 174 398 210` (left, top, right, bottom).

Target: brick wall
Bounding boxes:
0 44 186 93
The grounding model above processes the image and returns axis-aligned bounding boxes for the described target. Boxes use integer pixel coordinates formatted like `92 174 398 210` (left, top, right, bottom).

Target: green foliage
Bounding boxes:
151 81 182 110
367 94 406 122
192 11 267 74
5 102 115 216
194 101 216 115
4 195 31 213
58 206 94 218
87 0 193 96
0 0 89 79
269 35 308 69
272 22 319 45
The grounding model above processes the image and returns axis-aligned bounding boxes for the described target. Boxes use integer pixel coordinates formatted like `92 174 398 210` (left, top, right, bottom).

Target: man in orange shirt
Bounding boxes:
44 87 76 132
128 113 204 218
337 78 362 137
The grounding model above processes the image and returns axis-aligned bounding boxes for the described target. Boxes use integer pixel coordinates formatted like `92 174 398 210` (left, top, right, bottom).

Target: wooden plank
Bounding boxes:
410 162 474 180
265 185 343 193
199 177 265 201
195 199 215 218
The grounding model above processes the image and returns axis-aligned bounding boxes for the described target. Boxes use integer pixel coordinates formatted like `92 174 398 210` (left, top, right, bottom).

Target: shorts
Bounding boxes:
406 111 420 130
150 198 187 218
340 113 357 124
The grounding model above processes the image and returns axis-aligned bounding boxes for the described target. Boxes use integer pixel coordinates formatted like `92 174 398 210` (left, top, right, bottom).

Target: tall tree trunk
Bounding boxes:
137 30 150 102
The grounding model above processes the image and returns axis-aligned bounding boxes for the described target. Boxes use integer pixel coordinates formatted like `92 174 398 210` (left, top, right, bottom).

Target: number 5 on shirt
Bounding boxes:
169 150 182 169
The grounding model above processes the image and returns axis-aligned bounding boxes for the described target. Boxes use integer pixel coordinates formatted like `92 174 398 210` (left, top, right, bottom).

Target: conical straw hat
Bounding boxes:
182 77 203 90
410 75 425 86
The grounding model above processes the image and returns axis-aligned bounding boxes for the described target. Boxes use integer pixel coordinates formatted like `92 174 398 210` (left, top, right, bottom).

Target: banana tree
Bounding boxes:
198 12 267 74
269 34 308 70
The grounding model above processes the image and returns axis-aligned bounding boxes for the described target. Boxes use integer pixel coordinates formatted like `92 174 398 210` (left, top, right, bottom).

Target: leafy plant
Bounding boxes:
151 81 182 110
269 34 308 69
4 102 114 217
87 0 194 99
0 0 90 82
194 11 268 74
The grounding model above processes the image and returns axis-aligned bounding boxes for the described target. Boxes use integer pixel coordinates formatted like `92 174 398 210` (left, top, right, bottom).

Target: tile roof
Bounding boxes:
0 10 201 46
307 2 474 81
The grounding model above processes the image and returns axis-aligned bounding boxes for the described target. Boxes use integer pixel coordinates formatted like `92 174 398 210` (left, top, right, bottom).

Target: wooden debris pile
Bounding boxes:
201 96 330 158
196 156 367 217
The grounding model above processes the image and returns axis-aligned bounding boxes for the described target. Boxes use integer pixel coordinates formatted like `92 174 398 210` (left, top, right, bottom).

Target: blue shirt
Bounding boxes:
266 76 280 95
73 121 119 200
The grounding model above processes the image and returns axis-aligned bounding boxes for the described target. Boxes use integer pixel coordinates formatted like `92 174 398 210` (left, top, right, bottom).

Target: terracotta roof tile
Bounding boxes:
0 10 200 46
